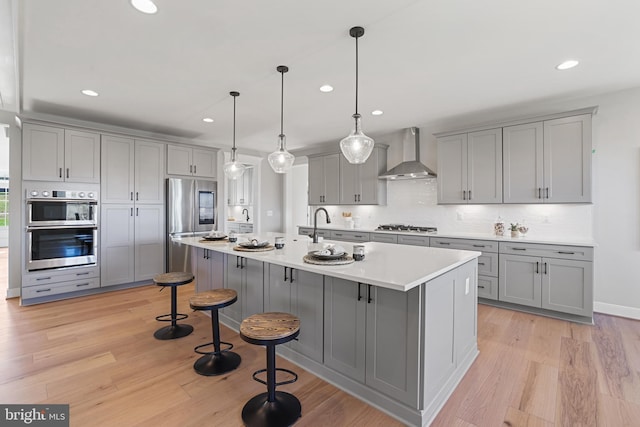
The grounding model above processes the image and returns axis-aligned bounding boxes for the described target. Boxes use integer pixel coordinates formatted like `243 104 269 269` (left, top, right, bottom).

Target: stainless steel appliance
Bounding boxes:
26 188 98 271
167 178 217 273
376 224 437 233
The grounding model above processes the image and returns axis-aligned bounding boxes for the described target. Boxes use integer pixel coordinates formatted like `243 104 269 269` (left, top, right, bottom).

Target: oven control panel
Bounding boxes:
28 189 97 200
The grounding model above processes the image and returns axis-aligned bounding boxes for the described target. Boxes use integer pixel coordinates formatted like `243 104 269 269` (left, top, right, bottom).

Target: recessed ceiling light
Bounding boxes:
81 89 99 97
371 110 383 116
319 84 334 93
556 59 579 70
202 117 214 123
130 0 158 14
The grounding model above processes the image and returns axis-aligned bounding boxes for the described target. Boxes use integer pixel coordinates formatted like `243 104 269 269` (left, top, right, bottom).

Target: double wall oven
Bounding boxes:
26 188 98 271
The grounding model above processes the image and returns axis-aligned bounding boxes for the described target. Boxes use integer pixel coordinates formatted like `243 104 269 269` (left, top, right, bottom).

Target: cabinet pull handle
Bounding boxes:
76 272 90 276
75 283 91 287
36 288 52 293
462 190 466 200
66 168 70 178
545 187 549 199
284 267 288 282
136 207 139 216
472 244 486 248
513 247 527 251
468 190 472 200
544 262 548 275
193 165 197 174
130 207 133 216
136 192 139 201
438 242 450 245
36 277 52 281
478 262 485 266
354 235 363 238
535 261 539 274
357 282 362 301
367 284 372 304
241 258 245 269
355 194 357 202
478 285 486 289
130 192 134 201
190 165 193 173
289 268 294 283
557 251 575 255
59 168 62 178
537 188 541 199
236 257 240 269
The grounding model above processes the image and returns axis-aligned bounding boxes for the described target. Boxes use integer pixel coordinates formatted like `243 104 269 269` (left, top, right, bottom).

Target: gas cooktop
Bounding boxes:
376 224 437 233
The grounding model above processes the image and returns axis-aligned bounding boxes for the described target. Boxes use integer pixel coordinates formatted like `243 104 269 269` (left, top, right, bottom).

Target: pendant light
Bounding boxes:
340 26 374 164
268 65 295 173
223 91 246 180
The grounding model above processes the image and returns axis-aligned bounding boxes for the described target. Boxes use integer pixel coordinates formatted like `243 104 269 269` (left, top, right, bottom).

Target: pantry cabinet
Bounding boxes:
503 114 592 203
23 123 100 183
308 153 340 205
437 128 502 204
167 144 217 178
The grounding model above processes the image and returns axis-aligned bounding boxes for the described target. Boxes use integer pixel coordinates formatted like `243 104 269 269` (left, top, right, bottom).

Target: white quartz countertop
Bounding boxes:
298 225 596 247
176 234 480 292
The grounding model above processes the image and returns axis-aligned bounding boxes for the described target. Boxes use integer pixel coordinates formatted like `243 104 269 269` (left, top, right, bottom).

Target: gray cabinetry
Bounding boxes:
437 128 503 204
431 237 498 300
339 147 387 205
503 114 592 203
330 230 370 242
167 144 217 178
324 277 420 407
298 227 330 239
222 254 264 326
266 265 324 363
397 234 430 246
499 242 593 317
308 154 340 205
192 248 224 293
370 232 398 244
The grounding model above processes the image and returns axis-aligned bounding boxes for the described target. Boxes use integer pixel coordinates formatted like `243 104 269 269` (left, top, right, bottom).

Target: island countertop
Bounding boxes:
175 235 480 292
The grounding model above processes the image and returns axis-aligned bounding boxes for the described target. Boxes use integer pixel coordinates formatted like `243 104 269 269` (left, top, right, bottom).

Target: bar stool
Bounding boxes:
153 272 194 340
240 312 301 427
189 289 241 376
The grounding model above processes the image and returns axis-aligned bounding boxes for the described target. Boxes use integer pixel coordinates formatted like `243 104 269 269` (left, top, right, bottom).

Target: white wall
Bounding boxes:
301 87 640 319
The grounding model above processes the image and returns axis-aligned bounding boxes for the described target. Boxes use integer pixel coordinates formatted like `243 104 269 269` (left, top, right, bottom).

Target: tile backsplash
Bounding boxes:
313 179 593 240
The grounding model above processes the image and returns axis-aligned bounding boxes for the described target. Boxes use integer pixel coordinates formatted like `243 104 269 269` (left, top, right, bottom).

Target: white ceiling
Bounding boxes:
14 0 640 153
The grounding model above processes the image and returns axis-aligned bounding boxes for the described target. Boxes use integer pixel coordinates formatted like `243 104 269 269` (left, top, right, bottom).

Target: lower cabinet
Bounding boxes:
222 254 264 324
266 265 324 363
192 248 224 293
498 242 593 317
324 277 420 407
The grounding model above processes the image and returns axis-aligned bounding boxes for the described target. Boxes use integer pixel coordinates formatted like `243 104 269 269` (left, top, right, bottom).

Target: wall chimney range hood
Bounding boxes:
378 127 436 180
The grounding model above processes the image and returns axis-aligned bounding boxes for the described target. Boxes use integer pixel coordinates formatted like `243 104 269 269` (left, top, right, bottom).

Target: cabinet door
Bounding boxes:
223 255 243 322
437 134 467 204
543 114 592 203
339 156 359 204
242 258 264 319
192 148 217 178
357 148 384 204
503 122 544 203
467 128 502 203
541 258 593 316
365 285 420 407
241 168 253 205
194 248 211 293
101 135 135 204
101 204 135 286
324 154 341 204
167 144 193 176
135 140 165 204
266 264 292 313
324 277 366 382
291 269 324 363
308 156 325 204
477 276 498 300
499 254 541 308
134 205 165 281
65 129 101 183
22 123 65 181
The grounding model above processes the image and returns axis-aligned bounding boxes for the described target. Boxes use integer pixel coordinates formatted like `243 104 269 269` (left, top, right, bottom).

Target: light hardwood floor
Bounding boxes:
1 282 639 426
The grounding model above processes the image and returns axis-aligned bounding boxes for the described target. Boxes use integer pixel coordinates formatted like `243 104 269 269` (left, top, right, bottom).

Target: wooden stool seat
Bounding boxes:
240 312 301 427
153 272 194 340
189 288 241 376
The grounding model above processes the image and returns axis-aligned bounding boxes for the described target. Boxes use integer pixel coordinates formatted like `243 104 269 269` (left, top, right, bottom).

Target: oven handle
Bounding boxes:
26 225 98 232
27 199 98 204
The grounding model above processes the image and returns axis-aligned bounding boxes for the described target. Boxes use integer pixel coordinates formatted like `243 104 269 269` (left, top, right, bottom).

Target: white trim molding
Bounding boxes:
594 302 640 321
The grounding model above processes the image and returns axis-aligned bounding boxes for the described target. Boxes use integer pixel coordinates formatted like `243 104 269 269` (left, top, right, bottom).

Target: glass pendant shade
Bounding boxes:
340 114 374 164
268 134 295 173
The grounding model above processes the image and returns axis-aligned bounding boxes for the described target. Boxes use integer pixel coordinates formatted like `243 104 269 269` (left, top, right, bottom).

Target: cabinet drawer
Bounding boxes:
298 227 312 237
477 275 498 300
397 235 430 246
330 230 370 242
431 237 498 253
239 224 254 233
369 233 398 244
499 242 593 261
24 266 99 287
22 277 100 299
477 252 499 277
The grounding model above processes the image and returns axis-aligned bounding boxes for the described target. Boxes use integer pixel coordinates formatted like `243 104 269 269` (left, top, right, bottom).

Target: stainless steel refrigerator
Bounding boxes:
166 178 217 273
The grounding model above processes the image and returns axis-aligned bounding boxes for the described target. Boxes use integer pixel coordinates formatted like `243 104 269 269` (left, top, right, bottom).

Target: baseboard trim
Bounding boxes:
594 302 640 320
5 287 20 299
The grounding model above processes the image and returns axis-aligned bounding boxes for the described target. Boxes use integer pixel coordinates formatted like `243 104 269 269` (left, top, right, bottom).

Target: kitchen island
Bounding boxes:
177 235 480 426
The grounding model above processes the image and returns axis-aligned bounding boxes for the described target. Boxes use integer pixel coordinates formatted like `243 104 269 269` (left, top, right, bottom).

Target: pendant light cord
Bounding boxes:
233 95 237 150
355 34 359 116
280 69 284 136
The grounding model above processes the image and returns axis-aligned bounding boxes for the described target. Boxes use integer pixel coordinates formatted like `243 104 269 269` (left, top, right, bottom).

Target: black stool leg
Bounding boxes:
193 309 241 376
154 286 193 340
241 344 301 427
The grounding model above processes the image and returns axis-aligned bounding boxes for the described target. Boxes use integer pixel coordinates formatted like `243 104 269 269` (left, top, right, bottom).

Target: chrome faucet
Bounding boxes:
312 207 331 243
242 208 250 222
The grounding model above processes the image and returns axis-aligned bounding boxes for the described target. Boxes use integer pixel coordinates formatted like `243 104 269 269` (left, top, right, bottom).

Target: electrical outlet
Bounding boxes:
465 278 470 295
457 210 464 220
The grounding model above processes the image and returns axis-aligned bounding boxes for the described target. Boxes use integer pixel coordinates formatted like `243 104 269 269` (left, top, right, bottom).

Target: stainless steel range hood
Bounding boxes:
378 127 436 180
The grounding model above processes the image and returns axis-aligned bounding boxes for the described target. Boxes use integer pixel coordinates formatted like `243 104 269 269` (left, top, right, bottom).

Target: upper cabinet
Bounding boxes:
437 128 503 204
308 153 340 205
339 146 387 205
503 114 592 203
23 123 100 183
101 135 165 204
166 144 217 178
227 167 253 205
